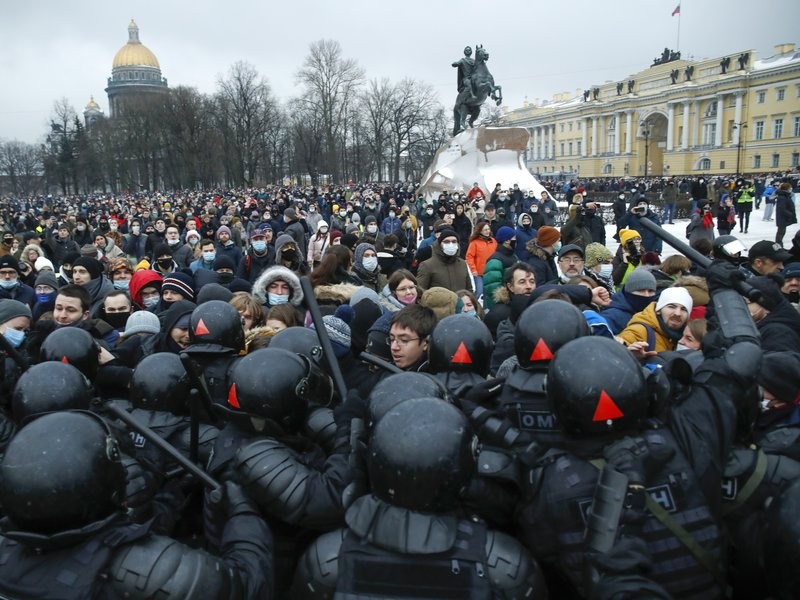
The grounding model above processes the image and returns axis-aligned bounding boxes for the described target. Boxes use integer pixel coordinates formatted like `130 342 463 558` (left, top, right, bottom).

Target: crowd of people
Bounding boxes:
0 176 798 598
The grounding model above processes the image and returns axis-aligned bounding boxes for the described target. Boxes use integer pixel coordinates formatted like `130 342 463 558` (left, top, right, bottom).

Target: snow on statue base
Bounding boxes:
416 126 548 199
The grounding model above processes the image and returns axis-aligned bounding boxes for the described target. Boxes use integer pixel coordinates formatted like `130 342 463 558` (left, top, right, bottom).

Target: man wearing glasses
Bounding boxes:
0 255 35 308
556 244 586 284
388 304 436 371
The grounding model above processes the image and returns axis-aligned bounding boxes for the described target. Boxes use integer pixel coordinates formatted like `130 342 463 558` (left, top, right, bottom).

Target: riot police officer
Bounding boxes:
0 411 273 598
292 397 548 598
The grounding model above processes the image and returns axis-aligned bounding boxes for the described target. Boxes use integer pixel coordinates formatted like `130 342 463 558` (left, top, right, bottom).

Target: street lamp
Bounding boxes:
640 119 653 178
733 122 748 176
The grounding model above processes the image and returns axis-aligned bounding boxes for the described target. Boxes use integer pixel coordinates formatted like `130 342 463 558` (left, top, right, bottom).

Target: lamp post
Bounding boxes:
734 122 748 176
640 119 653 178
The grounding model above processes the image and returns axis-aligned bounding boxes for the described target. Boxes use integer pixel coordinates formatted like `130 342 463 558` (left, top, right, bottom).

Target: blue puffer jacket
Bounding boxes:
600 290 655 335
515 222 537 261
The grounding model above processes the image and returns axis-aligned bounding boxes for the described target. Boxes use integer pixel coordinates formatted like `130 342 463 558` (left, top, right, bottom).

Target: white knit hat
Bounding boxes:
656 286 693 313
120 310 160 337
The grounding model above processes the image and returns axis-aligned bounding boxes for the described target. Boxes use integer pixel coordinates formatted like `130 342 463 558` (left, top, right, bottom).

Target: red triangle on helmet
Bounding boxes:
451 341 473 364
61 356 70 364
227 383 240 409
592 390 624 422
530 338 554 361
194 318 210 336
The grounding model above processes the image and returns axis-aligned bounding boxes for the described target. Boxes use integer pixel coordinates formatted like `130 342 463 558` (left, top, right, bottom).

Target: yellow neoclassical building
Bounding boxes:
502 43 800 179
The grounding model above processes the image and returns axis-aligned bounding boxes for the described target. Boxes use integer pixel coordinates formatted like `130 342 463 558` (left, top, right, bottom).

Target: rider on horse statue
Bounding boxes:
452 44 502 136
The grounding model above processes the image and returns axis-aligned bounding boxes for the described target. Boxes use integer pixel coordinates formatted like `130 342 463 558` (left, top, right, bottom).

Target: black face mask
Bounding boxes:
99 222 109 230
157 258 173 270
217 272 234 284
282 249 298 262
103 311 130 330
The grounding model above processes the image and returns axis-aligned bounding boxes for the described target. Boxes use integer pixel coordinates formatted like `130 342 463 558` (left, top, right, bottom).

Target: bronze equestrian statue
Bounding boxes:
452 44 502 136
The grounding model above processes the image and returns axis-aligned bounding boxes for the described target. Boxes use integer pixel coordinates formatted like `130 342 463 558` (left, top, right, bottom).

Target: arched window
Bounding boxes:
704 101 717 118
602 163 613 174
698 158 711 170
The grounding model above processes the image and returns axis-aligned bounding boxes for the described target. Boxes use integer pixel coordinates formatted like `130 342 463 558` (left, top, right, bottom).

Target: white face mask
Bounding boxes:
442 242 459 256
676 343 691 352
599 264 613 278
362 257 378 272
367 225 378 234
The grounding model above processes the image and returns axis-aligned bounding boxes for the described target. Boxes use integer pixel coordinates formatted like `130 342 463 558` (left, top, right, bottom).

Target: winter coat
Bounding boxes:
482 245 517 309
466 237 497 277
251 265 305 311
618 210 663 253
307 233 331 265
416 242 472 293
514 221 537 261
775 190 798 229
686 211 716 246
237 246 276 284
46 233 80 267
525 242 558 287
601 290 654 334
617 303 679 352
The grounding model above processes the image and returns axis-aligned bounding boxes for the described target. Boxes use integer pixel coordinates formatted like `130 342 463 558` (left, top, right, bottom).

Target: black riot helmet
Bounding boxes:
712 235 745 262
368 397 477 512
39 326 100 380
188 300 245 352
764 478 800 597
368 372 448 427
0 411 125 534
12 361 91 423
225 348 332 432
515 300 591 369
428 314 494 377
130 352 191 414
270 326 324 367
548 337 648 437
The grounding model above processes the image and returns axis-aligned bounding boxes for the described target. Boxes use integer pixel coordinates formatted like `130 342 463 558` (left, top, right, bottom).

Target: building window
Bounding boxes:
608 134 615 152
560 123 564 132
702 123 716 145
757 90 766 103
772 153 780 168
602 164 612 174
568 123 573 131
699 158 711 170
753 155 761 168
774 118 783 139
794 116 800 138
568 142 573 155
560 143 565 156
577 121 582 131
704 101 718 117
577 141 582 155
792 152 800 167
777 88 785 101
720 161 726 169
754 120 764 140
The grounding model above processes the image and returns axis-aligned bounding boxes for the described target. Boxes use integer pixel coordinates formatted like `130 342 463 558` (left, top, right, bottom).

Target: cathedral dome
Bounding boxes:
85 96 101 111
112 20 160 69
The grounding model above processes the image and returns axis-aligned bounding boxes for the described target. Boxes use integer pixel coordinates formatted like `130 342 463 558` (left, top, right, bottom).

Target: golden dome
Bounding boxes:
112 20 160 69
85 96 101 110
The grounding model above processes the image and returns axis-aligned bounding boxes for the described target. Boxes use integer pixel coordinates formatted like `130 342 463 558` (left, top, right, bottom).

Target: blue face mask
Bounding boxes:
463 309 477 317
3 328 25 348
0 279 18 290
268 292 290 306
203 251 216 263
143 296 160 309
252 241 267 252
113 280 130 291
36 291 56 304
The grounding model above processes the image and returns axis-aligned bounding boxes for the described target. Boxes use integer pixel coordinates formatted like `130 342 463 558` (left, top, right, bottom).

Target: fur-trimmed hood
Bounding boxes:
314 282 360 304
493 285 511 306
252 265 304 307
526 240 551 261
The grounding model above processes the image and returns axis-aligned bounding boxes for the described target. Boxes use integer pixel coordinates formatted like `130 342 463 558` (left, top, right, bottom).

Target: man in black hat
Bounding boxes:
740 240 793 278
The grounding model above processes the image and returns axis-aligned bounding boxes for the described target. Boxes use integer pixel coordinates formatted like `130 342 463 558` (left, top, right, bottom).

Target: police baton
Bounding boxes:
358 351 403 374
638 217 762 302
100 401 221 492
300 276 348 401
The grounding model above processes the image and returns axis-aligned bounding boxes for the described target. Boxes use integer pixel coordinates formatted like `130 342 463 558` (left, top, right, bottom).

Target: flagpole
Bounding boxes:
677 6 681 51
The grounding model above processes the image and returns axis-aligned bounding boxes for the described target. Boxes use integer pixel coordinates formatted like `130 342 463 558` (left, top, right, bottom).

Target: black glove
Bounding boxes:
334 389 368 425
705 259 746 293
457 378 505 414
603 436 649 486
208 481 257 520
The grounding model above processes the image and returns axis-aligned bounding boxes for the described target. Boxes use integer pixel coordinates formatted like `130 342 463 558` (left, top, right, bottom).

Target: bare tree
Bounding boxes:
358 78 394 180
0 140 43 196
216 61 276 186
386 79 440 181
296 40 364 181
289 98 325 184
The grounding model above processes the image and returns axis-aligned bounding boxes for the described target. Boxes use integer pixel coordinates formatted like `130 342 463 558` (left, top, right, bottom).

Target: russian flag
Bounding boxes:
672 3 681 16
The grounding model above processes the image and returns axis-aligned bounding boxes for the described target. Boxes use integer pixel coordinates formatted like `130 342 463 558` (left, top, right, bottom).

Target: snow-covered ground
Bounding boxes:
605 202 800 261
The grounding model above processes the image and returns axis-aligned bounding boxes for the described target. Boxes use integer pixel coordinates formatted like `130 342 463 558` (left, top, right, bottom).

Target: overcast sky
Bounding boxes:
2 0 797 144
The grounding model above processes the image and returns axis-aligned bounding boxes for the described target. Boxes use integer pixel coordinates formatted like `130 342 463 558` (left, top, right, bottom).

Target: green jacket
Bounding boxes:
482 245 517 308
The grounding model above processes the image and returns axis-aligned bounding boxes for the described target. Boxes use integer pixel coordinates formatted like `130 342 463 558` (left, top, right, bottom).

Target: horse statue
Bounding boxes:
453 45 502 136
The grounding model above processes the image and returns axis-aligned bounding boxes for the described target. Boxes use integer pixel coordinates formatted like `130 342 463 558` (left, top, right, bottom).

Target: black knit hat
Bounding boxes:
749 275 786 312
72 257 103 280
161 272 195 301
